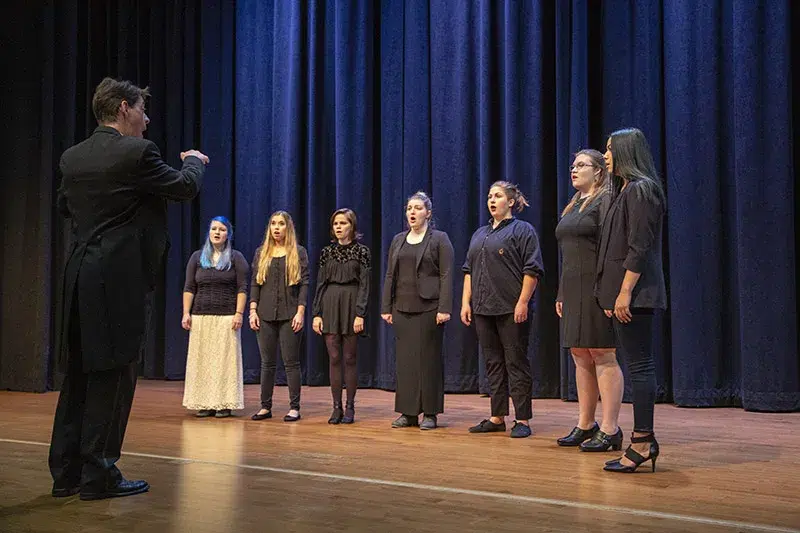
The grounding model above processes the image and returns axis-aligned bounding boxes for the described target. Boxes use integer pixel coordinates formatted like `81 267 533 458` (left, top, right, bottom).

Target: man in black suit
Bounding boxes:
49 77 208 501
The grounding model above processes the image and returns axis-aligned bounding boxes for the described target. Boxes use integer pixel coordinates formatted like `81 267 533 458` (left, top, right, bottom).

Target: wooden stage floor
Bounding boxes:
1 381 798 533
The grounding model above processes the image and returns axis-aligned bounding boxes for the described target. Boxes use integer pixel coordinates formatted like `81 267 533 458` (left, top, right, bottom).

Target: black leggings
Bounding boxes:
613 310 656 433
324 334 358 407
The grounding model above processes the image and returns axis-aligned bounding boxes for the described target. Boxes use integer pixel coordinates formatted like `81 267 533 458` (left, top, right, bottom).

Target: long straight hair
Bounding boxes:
562 149 610 216
608 128 666 207
200 216 233 270
255 211 301 286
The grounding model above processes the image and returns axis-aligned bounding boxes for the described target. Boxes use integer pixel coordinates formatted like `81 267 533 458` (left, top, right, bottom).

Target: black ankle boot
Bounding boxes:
341 401 355 424
328 404 343 424
604 432 659 473
580 427 623 452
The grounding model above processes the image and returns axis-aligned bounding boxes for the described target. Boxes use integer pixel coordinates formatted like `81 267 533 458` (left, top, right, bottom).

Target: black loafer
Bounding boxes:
468 419 506 433
80 478 150 501
51 485 81 498
557 422 599 446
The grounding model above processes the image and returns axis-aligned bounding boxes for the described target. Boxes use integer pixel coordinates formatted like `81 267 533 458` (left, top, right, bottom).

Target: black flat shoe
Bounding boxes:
557 422 599 446
51 484 81 498
196 409 216 418
604 433 659 473
215 409 231 418
468 419 506 433
251 410 272 420
284 412 301 422
80 478 150 501
328 405 343 424
580 427 623 452
420 415 437 430
510 421 532 438
391 414 419 428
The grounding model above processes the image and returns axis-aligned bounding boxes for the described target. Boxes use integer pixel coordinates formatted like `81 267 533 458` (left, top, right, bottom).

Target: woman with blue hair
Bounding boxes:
181 216 249 417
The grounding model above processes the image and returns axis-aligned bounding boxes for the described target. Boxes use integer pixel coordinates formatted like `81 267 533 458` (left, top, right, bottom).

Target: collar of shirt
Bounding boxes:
486 217 516 232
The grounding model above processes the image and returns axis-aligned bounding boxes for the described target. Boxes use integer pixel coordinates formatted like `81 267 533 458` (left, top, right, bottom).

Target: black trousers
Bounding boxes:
49 296 138 491
613 309 656 433
474 313 532 420
256 319 302 411
393 310 445 416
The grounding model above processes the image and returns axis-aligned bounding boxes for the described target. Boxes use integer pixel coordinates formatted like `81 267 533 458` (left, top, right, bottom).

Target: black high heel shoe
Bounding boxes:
556 422 599 446
328 404 343 424
603 433 659 473
579 427 623 452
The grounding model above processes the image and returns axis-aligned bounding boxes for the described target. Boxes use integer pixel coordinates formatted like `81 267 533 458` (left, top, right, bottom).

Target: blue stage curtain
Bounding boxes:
1 1 797 412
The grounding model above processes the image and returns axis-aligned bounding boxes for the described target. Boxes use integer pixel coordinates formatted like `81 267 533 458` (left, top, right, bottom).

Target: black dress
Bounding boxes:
555 194 615 348
312 242 371 335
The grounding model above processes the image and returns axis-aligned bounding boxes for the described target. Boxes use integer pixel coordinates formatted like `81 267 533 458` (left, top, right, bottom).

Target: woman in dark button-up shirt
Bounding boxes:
555 150 623 452
248 211 309 423
596 128 667 473
381 191 454 431
461 181 544 438
312 208 371 425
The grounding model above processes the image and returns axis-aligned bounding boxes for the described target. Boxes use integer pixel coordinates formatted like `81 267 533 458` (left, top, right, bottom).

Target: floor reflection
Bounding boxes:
170 419 245 533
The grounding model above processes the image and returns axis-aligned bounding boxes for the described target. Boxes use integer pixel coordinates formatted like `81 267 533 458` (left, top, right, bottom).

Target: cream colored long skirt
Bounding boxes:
182 314 244 410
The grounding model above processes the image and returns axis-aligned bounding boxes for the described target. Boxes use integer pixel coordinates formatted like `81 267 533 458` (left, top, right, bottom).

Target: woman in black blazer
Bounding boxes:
596 128 667 473
381 191 454 430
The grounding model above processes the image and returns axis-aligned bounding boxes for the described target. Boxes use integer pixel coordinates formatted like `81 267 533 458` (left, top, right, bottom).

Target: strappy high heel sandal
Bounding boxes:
603 432 659 473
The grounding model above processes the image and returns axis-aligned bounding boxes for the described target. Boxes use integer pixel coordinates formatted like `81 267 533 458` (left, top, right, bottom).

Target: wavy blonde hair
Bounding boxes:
562 149 610 216
255 211 301 286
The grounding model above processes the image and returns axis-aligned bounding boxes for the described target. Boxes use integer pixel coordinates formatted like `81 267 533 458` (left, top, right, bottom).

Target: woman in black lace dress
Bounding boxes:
312 209 370 424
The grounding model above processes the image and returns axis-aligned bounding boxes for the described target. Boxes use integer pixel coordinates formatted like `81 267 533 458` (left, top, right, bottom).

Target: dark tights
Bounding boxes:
324 334 358 407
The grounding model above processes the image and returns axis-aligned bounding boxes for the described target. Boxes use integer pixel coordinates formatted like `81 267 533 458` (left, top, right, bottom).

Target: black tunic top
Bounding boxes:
311 241 371 317
395 241 437 313
462 218 544 316
555 195 615 348
250 246 309 321
184 249 249 315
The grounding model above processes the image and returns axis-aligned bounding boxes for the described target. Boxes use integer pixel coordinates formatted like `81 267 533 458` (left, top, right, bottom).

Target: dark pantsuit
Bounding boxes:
49 294 138 491
474 313 532 420
393 310 445 415
257 319 301 410
613 310 656 433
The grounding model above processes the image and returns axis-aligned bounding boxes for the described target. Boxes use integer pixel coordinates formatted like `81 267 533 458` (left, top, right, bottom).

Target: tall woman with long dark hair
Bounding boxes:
596 128 667 472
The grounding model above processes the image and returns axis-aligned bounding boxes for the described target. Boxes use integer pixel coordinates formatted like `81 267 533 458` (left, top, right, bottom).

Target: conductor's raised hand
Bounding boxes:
181 150 210 164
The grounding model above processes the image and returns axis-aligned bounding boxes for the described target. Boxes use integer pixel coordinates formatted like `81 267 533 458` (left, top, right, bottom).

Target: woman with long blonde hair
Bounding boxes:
249 211 309 422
